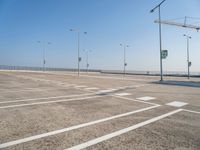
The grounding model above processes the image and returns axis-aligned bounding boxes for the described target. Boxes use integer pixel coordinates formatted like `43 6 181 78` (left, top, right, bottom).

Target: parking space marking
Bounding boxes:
85 87 99 90
0 95 101 109
166 101 188 107
115 93 131 96
0 105 159 149
0 93 93 104
65 109 183 150
183 109 200 114
137 96 156 101
75 86 88 88
0 88 57 93
113 95 160 106
98 89 117 93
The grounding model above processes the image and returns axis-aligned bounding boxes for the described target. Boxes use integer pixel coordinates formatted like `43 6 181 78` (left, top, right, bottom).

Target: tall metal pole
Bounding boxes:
86 51 88 73
43 42 46 71
38 41 51 71
187 37 189 79
150 0 166 81
78 31 80 76
123 45 126 76
70 29 87 76
120 44 129 76
183 34 191 79
158 6 163 81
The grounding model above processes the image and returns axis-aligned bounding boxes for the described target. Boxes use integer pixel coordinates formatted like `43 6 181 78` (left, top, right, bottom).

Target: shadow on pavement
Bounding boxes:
153 80 200 88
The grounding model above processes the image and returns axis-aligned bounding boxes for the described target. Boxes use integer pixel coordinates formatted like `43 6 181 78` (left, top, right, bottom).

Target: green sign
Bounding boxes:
188 61 192 67
161 50 168 59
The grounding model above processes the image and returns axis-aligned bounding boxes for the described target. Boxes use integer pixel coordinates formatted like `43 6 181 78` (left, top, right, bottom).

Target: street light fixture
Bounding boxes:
37 41 51 71
120 44 129 76
183 34 192 79
83 49 92 73
150 0 166 81
70 29 87 76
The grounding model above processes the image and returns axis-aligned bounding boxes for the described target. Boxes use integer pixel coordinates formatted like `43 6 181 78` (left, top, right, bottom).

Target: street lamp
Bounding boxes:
37 41 51 71
183 34 192 79
70 29 87 76
83 49 92 73
150 0 166 81
120 44 129 76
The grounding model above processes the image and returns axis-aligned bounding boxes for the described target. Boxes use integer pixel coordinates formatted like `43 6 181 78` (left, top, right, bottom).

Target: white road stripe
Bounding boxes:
166 101 188 107
0 105 159 148
98 89 117 93
113 95 160 106
0 88 56 93
0 93 93 104
137 96 156 101
85 87 99 90
115 93 131 96
183 109 200 114
0 95 101 109
65 109 183 150
75 86 88 88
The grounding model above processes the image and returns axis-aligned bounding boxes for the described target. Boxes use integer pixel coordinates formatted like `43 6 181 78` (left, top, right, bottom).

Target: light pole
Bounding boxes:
83 49 92 73
120 44 129 76
183 34 192 79
150 0 166 81
70 29 87 76
37 41 51 71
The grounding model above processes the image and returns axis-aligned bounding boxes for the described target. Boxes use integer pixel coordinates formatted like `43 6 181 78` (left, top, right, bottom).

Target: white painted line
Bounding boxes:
0 88 56 93
0 95 101 109
115 93 131 96
137 96 156 101
75 86 88 88
65 109 183 150
0 105 159 148
0 93 93 104
98 89 117 93
113 95 160 106
85 87 99 90
183 109 200 114
166 101 188 107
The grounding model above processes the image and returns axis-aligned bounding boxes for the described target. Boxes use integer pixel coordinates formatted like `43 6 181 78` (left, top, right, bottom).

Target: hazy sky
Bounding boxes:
0 0 200 72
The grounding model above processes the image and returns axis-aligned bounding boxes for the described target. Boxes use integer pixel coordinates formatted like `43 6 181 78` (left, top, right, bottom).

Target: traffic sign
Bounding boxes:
161 50 168 59
188 61 192 67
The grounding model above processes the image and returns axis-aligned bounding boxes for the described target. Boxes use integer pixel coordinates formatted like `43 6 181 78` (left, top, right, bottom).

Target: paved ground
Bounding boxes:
0 70 199 150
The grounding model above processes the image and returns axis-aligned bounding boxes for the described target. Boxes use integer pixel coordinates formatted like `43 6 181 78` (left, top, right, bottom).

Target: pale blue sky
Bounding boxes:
0 0 200 72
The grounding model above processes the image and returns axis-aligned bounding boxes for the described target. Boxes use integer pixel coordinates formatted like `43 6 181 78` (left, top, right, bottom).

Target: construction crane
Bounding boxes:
154 16 200 31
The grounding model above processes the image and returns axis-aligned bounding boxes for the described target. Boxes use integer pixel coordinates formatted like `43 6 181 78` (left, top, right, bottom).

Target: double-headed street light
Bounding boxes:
183 34 192 79
120 44 129 76
150 0 166 81
37 41 51 71
83 49 92 73
70 29 87 76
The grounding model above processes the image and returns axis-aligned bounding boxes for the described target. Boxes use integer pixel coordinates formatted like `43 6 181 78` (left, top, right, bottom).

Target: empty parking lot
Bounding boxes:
0 71 199 150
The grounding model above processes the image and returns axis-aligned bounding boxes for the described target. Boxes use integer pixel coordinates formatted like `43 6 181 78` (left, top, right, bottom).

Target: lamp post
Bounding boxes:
83 49 92 73
120 44 129 76
150 0 166 81
183 34 192 79
37 41 51 71
70 29 87 76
